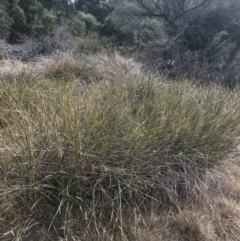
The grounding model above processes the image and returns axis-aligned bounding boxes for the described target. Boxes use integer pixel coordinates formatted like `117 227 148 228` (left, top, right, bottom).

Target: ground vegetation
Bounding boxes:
1 1 240 240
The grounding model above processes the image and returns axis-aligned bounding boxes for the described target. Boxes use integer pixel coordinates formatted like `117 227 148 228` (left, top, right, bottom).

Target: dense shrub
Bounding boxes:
72 11 99 37
0 8 13 39
135 18 164 47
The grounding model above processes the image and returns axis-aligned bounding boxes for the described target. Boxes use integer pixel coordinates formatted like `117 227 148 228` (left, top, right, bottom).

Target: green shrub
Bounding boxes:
136 18 164 45
72 18 86 36
183 20 214 52
100 36 113 48
0 9 14 39
72 11 99 36
73 33 104 54
34 9 57 37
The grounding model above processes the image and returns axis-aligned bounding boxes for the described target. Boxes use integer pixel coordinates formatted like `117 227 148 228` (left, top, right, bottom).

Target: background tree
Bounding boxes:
72 11 99 36
39 0 75 21
74 0 113 23
7 0 59 42
110 0 240 85
0 1 14 39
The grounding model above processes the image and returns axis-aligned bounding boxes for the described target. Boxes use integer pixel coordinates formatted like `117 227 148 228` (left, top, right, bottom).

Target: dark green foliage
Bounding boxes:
183 20 214 52
5 0 73 42
72 11 99 36
34 9 57 37
136 18 164 46
100 18 116 36
0 6 14 39
39 0 75 20
75 0 113 23
1 0 113 43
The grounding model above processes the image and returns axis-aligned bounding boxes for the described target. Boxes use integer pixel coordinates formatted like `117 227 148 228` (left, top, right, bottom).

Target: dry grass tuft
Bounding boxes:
41 52 143 83
1 53 240 240
0 59 40 83
123 151 240 241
